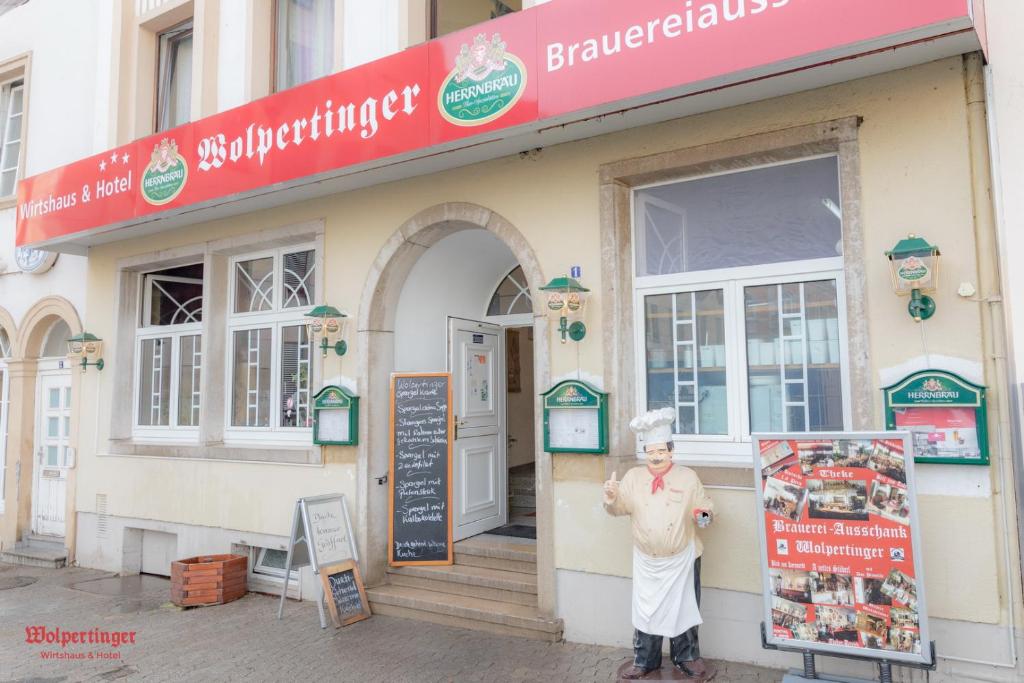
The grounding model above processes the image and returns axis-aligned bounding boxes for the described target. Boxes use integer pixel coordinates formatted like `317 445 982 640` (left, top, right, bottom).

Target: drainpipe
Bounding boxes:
944 51 1022 674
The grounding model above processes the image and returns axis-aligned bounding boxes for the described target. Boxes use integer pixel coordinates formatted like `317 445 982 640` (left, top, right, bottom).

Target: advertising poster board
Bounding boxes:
753 433 931 666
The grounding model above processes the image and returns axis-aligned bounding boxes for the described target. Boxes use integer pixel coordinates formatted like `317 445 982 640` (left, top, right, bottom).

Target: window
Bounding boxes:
156 20 193 131
252 547 298 581
40 319 71 358
0 78 24 197
227 246 316 438
487 265 532 316
634 156 849 460
275 0 335 91
134 263 204 437
431 0 520 38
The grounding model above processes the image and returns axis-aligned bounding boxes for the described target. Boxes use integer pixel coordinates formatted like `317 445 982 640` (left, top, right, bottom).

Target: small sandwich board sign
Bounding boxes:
320 559 371 628
276 494 368 629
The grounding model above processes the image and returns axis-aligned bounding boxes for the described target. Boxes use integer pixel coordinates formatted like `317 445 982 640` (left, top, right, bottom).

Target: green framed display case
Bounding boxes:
312 385 359 446
883 370 988 465
541 379 608 454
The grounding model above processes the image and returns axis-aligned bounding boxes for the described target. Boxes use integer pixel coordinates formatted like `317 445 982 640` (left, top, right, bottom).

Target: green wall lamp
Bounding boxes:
305 305 348 357
67 332 104 371
540 276 589 343
886 234 941 322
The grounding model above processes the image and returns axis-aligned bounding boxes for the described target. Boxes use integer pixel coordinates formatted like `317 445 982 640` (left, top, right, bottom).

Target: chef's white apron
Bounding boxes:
632 542 701 637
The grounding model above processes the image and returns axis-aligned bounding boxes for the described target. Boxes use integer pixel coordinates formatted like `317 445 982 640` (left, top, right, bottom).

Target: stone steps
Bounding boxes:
372 534 559 641
509 494 536 509
1 542 67 569
387 563 538 606
454 535 537 574
367 584 562 642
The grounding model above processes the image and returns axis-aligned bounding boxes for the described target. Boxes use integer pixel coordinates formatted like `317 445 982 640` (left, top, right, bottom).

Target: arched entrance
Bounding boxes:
2 296 82 559
356 203 557 617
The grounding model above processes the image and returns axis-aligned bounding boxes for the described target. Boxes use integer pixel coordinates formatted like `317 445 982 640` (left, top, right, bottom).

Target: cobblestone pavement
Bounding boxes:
0 563 786 682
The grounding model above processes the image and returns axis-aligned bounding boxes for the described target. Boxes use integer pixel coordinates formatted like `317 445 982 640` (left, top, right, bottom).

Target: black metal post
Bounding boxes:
877 661 893 683
802 651 817 679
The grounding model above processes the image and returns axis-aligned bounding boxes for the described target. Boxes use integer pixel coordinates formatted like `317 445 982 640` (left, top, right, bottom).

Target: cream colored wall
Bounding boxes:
79 56 1007 626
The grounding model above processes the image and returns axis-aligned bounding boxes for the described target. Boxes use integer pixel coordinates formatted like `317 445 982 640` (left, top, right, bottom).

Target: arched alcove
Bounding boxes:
355 202 556 612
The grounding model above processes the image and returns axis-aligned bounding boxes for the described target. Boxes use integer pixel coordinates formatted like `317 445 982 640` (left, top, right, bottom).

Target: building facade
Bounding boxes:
7 0 1024 681
0 0 100 566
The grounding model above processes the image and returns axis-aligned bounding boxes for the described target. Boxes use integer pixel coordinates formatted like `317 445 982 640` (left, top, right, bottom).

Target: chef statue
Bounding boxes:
604 407 716 681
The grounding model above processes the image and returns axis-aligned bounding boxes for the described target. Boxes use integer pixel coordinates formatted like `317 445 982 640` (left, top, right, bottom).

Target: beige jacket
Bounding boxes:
604 465 714 559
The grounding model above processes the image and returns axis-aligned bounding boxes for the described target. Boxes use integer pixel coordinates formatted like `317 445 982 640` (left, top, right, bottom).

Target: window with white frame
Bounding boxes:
251 546 299 582
0 78 25 198
134 263 204 437
487 265 532 316
634 155 849 460
227 246 315 438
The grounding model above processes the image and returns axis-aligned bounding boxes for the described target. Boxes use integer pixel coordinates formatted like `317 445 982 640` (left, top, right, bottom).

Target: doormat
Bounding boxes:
488 524 536 540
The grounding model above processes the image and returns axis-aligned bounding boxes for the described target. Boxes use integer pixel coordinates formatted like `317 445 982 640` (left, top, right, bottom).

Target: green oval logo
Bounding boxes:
439 33 527 127
896 256 929 284
141 138 188 206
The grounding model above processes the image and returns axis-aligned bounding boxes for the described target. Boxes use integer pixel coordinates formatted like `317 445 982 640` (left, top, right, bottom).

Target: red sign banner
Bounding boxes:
16 0 978 247
754 434 931 665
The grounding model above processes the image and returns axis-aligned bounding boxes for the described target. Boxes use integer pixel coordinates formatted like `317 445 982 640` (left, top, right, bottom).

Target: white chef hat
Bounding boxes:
629 407 676 448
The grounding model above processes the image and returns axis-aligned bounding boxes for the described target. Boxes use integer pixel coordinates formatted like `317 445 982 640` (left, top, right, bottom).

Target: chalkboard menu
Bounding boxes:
319 560 370 628
389 373 453 566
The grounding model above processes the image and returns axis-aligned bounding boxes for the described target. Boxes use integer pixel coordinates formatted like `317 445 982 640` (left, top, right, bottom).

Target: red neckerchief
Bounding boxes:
648 463 673 494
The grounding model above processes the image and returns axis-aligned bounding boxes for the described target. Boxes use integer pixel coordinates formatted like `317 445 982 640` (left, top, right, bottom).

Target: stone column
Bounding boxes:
1 359 38 548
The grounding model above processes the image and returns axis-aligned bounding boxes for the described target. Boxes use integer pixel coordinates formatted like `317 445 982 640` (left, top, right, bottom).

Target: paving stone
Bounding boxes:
1 563 786 682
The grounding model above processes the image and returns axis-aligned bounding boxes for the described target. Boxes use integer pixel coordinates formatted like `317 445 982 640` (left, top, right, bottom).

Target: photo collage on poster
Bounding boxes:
759 438 923 657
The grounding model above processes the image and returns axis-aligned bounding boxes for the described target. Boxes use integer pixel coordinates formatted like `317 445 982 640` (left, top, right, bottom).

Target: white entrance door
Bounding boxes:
449 318 507 541
33 371 72 538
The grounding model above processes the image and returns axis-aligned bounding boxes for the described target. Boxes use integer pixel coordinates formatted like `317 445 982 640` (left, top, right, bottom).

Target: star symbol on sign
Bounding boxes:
99 160 106 172
110 152 118 164
122 152 130 164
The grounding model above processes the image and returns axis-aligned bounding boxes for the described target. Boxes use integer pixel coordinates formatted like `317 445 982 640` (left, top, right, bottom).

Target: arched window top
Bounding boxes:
41 319 71 358
487 265 532 316
0 329 9 358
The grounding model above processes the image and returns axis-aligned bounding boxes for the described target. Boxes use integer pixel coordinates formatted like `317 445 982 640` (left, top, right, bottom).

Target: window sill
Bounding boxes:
106 439 322 465
0 195 16 211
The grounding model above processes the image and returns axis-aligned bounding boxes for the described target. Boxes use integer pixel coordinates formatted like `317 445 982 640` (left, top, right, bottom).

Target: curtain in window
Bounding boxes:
157 23 193 131
276 0 334 91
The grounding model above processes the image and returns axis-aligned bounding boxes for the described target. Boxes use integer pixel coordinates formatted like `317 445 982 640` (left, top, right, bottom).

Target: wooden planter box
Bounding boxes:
170 554 248 607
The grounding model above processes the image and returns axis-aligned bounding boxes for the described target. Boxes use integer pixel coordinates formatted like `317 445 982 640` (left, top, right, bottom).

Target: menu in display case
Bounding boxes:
883 370 988 465
541 380 608 454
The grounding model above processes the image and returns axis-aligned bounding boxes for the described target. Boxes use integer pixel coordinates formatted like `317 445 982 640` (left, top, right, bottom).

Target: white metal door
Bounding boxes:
33 371 72 537
449 319 506 541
